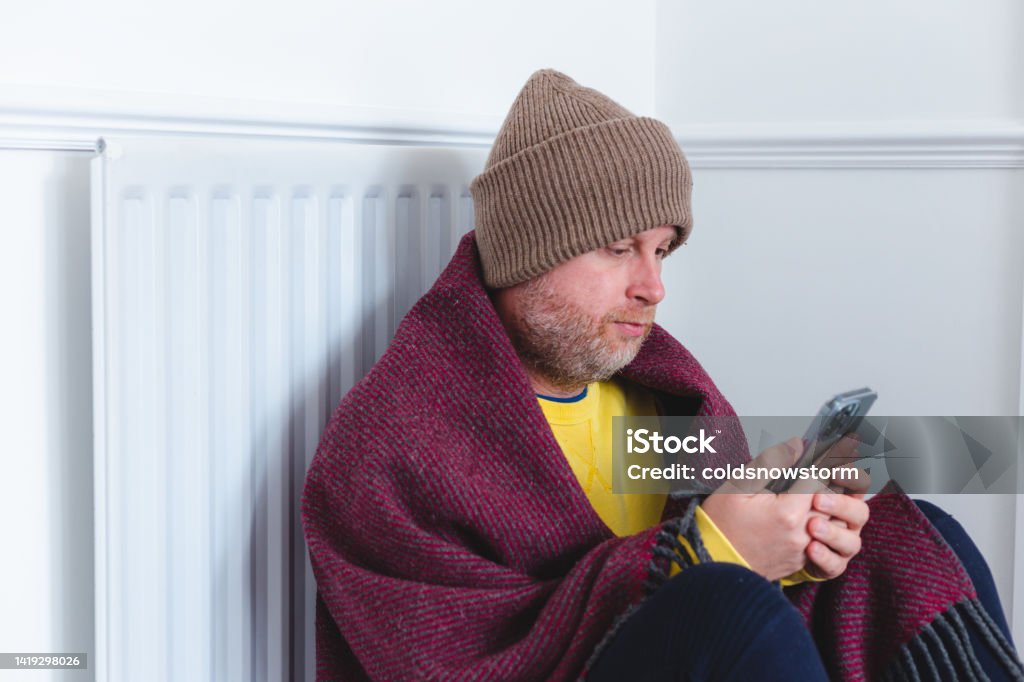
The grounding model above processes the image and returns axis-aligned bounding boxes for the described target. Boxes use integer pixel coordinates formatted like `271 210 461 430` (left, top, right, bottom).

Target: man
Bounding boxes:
302 69 1021 680
488 220 865 585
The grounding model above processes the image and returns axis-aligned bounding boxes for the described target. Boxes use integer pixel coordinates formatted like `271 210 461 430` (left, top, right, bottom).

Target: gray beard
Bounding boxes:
505 275 652 393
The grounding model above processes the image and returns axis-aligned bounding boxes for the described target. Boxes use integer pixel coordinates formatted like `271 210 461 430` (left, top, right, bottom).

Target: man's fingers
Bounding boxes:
819 436 872 497
818 433 861 468
750 437 804 470
808 516 862 558
829 465 870 496
747 437 807 493
806 541 846 579
785 469 831 496
775 478 830 523
813 492 869 531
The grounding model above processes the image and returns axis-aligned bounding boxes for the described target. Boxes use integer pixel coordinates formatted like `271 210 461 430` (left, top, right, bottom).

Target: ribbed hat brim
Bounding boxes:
470 116 693 288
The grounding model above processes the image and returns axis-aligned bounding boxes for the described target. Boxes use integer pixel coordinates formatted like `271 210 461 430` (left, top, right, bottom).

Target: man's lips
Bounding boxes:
612 320 652 337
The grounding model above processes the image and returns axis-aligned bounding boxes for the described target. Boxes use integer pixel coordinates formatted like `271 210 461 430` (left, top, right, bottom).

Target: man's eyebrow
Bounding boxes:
609 235 672 248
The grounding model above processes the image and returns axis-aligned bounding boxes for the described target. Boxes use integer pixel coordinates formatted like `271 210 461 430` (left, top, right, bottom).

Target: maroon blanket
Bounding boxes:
302 232 1021 681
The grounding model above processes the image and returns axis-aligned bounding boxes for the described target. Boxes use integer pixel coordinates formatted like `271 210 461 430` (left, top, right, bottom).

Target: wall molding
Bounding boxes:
0 83 501 151
675 121 1024 169
1 85 1022 166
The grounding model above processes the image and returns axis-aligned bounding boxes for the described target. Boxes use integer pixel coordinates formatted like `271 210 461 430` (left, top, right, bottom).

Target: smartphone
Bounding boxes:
767 387 877 493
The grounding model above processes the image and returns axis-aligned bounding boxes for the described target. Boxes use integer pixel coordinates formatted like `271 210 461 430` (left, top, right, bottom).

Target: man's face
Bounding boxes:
494 224 677 391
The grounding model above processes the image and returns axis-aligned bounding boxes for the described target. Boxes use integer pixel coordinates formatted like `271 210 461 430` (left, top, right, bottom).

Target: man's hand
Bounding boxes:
700 435 870 582
803 489 869 579
700 437 829 581
803 435 870 579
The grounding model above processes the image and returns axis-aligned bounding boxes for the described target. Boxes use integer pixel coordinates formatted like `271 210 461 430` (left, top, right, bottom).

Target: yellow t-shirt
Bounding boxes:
538 378 819 585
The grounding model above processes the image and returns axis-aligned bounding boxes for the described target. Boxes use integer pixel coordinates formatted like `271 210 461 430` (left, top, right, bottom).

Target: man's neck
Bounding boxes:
525 369 587 400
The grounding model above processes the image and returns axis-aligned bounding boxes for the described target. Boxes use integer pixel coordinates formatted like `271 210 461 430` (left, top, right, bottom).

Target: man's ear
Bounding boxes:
489 285 514 320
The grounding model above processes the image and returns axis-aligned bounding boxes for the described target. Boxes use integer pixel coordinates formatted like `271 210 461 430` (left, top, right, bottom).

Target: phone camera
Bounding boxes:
821 404 859 440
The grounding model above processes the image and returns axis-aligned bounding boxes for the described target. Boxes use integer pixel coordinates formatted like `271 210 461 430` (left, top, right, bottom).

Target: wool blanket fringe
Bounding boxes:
878 601 1024 682
302 232 1022 681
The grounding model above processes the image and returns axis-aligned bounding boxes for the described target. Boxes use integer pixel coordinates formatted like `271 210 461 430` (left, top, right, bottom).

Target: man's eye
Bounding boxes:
609 247 630 256
655 248 668 259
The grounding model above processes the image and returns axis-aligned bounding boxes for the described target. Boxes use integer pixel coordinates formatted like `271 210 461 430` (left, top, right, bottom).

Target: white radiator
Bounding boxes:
90 135 488 681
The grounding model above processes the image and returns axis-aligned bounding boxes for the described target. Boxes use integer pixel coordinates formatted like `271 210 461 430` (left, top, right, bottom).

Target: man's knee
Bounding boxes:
913 499 974 557
912 499 978 569
639 563 822 678
661 562 773 605
654 563 805 640
591 563 829 681
913 498 952 524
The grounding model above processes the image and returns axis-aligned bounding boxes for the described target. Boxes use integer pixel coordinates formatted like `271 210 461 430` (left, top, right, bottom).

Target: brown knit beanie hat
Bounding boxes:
470 68 693 289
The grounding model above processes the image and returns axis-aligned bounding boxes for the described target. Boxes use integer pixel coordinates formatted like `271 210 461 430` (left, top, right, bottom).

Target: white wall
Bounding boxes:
0 151 94 680
655 0 1024 644
664 168 1024 416
0 0 657 126
656 0 1023 124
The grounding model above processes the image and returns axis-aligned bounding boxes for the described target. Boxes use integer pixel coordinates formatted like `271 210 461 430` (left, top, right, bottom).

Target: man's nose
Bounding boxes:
626 255 665 306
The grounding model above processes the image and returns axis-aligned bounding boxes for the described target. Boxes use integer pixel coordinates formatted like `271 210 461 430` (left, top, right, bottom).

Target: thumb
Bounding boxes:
745 437 805 493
